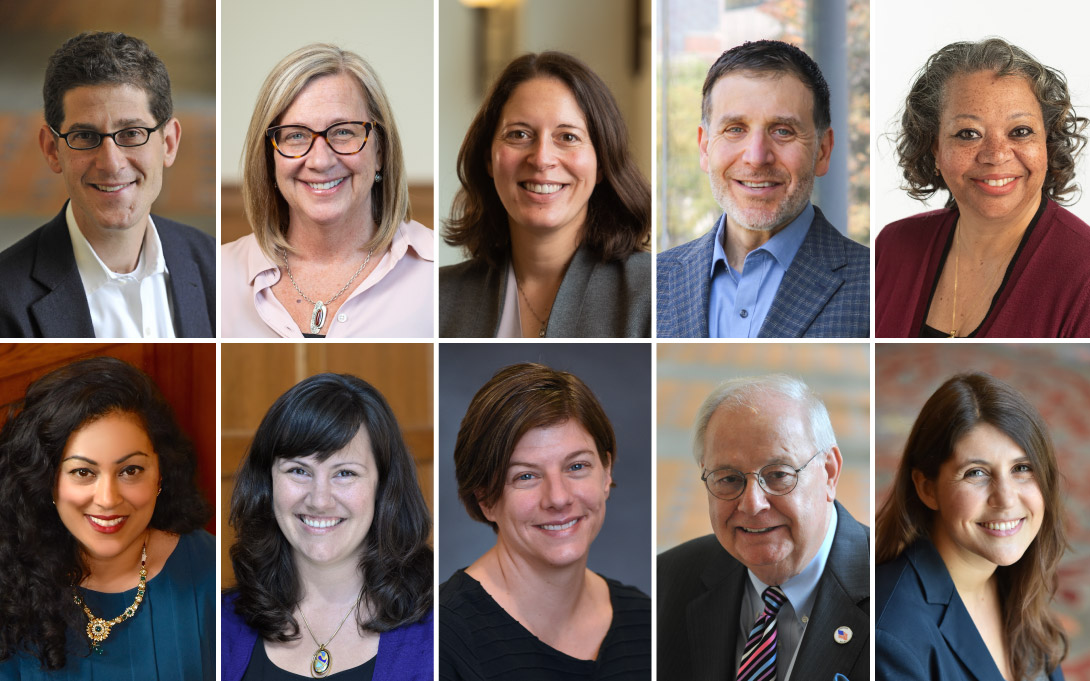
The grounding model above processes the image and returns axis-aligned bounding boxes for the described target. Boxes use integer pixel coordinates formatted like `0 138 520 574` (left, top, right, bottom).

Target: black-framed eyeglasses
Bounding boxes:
266 121 378 158
701 450 824 501
49 122 165 150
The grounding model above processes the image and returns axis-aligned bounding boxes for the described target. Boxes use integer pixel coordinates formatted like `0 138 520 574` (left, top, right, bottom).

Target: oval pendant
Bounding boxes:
311 646 331 677
310 301 327 335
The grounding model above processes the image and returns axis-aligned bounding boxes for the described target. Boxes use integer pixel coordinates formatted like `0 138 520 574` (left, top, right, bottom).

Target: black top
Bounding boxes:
241 639 376 681
439 569 650 680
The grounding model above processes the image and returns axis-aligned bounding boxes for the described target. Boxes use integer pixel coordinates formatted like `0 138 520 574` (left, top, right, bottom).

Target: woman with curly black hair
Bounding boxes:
222 373 432 681
876 37 1090 337
0 357 214 679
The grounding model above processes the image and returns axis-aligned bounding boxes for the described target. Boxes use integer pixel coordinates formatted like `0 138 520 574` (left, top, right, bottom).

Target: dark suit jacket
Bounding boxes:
658 501 869 681
877 539 1064 681
656 206 870 338
0 204 215 338
439 247 651 338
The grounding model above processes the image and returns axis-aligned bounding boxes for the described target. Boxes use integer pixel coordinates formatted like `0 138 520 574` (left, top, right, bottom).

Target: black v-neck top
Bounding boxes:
241 639 375 681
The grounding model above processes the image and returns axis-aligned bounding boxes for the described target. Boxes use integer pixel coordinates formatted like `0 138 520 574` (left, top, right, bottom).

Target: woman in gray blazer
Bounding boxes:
440 51 651 338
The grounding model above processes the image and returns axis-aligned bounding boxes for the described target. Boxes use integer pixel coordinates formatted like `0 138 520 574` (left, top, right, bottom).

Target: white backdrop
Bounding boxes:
871 0 1090 236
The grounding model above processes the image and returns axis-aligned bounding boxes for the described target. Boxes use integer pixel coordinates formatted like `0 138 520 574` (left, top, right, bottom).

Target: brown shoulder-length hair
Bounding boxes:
454 363 616 531
876 372 1067 680
443 51 650 269
241 43 410 261
897 37 1088 207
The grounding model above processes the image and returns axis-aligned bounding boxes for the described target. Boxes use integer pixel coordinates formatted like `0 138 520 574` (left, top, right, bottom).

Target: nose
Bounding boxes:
307 475 335 511
93 476 122 510
977 132 1013 165
304 135 337 171
989 473 1016 508
741 131 774 166
527 137 558 169
542 474 574 509
735 473 771 514
93 136 127 173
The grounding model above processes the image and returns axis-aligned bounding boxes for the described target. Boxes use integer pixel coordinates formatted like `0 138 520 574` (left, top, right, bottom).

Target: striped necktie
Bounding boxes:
736 585 787 681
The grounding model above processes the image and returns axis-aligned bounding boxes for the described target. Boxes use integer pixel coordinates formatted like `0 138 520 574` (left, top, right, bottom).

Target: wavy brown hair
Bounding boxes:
876 372 1067 680
897 37 1087 207
443 51 650 269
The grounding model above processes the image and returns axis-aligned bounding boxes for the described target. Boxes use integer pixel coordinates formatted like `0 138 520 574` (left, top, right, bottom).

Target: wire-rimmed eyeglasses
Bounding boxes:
701 450 824 501
266 121 379 158
49 122 166 150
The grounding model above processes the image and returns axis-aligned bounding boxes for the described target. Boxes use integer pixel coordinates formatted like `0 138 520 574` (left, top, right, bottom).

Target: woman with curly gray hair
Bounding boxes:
876 37 1090 338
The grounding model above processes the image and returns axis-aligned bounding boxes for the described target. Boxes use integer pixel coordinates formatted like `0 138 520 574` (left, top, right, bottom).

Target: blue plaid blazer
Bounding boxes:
656 206 870 338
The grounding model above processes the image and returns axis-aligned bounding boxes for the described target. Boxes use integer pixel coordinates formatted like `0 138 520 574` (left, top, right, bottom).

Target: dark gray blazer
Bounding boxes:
657 501 870 681
656 206 870 338
439 247 650 338
0 203 215 338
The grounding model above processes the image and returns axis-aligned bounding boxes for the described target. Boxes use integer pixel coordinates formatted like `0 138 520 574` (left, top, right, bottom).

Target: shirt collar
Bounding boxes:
66 202 166 293
710 202 815 278
747 500 838 621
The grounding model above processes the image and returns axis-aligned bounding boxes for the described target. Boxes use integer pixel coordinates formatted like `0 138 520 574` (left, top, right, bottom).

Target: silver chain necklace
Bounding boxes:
283 248 374 334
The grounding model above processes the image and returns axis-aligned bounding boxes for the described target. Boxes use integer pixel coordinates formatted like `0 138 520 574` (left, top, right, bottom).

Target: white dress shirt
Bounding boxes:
67 203 176 339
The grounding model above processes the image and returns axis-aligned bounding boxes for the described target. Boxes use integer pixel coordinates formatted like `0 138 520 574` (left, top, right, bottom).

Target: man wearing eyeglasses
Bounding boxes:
0 31 214 338
658 374 868 681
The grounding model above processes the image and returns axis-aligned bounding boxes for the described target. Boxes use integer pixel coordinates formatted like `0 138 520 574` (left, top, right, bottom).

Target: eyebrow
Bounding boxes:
508 449 597 468
950 112 1038 123
64 118 153 131
62 451 150 465
502 120 588 131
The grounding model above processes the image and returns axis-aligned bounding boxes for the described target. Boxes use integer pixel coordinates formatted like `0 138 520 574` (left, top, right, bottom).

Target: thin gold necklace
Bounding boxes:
514 275 551 337
299 596 360 678
73 537 148 655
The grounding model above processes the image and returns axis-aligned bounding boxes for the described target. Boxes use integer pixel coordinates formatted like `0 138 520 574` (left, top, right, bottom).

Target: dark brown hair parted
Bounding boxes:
454 363 616 531
443 51 650 269
44 31 173 133
875 372 1067 680
897 37 1088 207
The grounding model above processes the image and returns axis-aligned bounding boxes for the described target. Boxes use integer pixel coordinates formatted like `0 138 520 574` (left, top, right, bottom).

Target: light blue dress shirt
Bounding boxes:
708 203 814 338
736 503 839 681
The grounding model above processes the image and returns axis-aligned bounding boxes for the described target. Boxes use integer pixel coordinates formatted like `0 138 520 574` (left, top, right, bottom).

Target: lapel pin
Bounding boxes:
834 626 852 644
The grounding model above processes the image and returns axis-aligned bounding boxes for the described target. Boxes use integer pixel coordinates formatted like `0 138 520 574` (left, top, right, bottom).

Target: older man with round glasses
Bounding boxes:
658 374 869 681
0 31 215 338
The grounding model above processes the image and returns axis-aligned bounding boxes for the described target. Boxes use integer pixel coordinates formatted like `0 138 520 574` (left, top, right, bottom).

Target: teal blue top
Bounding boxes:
0 530 216 680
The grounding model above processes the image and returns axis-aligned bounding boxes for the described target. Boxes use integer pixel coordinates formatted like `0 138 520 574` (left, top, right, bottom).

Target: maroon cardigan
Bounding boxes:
875 199 1090 338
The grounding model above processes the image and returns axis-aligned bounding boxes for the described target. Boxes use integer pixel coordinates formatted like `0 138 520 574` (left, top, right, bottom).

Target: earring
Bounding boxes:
934 166 941 176
374 171 383 183
157 486 162 497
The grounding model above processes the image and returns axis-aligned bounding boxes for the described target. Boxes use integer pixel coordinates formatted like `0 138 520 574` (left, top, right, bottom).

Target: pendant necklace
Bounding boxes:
284 248 374 334
514 275 551 337
73 537 148 655
299 596 361 678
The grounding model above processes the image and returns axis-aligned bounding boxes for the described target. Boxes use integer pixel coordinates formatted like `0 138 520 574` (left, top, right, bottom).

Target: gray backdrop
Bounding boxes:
438 342 652 595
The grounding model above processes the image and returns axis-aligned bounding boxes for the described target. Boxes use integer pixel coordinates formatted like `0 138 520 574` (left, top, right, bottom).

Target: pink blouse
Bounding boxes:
220 220 434 338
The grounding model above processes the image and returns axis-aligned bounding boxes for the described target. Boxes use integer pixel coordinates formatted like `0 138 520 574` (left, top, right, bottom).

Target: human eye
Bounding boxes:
770 126 795 138
954 129 981 141
558 132 580 144
504 129 530 142
334 468 358 478
1010 126 1035 138
116 128 146 142
568 461 593 475
715 469 743 485
723 124 745 135
119 465 145 477
1012 462 1035 477
962 467 989 481
68 467 96 479
69 131 99 143
329 124 358 138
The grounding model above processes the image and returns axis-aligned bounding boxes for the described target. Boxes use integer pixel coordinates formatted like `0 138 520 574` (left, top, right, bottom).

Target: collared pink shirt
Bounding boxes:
220 220 434 338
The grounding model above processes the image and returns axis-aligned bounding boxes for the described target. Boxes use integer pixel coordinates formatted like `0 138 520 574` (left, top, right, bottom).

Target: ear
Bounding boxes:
39 124 63 174
603 457 613 498
161 117 181 168
698 124 710 174
813 127 834 177
823 446 843 502
476 490 497 523
486 154 493 179
912 469 939 511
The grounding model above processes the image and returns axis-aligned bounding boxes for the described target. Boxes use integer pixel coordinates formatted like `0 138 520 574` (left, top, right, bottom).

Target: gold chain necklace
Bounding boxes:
73 538 148 655
514 275 551 337
298 596 360 678
283 248 374 334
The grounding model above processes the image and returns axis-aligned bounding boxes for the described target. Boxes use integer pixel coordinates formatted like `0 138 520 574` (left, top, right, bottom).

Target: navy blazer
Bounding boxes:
656 206 870 338
877 539 1064 681
0 204 215 338
658 501 870 681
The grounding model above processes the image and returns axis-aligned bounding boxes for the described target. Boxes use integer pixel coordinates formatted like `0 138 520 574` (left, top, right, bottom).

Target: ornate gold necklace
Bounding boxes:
73 538 148 654
299 596 360 678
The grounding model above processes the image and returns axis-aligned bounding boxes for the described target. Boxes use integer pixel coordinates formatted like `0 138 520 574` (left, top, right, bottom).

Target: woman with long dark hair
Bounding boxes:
0 357 214 678
222 373 432 680
876 372 1067 680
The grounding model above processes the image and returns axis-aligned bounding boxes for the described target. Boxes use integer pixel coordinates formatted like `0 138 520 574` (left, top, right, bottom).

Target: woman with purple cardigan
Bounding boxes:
222 373 433 680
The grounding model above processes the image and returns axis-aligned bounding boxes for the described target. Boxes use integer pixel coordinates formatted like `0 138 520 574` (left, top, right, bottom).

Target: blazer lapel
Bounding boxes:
686 549 746 681
795 501 870 679
28 208 95 337
660 227 716 337
160 220 212 337
548 246 596 336
760 208 845 338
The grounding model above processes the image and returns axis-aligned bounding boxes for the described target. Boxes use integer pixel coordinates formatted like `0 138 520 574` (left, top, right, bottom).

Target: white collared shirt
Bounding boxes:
736 503 839 681
66 203 176 338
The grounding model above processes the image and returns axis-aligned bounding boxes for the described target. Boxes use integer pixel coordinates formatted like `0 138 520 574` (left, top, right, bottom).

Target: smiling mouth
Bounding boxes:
521 182 564 195
737 180 778 188
539 518 579 531
740 526 777 534
87 515 126 528
979 518 1023 532
980 178 1016 187
92 182 134 193
306 178 345 190
299 515 345 529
